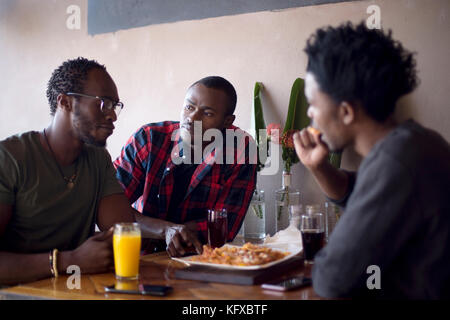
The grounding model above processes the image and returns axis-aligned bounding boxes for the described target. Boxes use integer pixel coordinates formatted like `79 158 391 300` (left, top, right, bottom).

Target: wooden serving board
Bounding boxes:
174 255 304 285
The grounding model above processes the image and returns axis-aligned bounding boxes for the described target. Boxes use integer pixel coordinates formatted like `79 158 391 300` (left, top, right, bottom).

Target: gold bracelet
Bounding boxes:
52 249 59 278
49 250 55 277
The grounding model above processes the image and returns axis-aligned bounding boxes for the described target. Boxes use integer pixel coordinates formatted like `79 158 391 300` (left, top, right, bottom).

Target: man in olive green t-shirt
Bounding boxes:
0 58 137 285
0 58 202 286
0 131 124 253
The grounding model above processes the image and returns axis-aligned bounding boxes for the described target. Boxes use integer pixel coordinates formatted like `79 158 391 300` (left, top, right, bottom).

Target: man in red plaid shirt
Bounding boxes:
114 76 257 256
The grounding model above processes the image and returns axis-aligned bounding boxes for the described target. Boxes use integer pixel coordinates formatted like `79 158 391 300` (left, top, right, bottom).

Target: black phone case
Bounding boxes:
105 285 172 296
261 277 312 291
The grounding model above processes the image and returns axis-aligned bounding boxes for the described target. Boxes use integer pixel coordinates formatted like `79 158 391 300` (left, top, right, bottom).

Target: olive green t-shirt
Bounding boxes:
0 131 124 253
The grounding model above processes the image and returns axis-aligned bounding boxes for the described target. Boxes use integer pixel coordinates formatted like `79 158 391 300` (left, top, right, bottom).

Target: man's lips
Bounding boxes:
181 124 193 132
98 125 115 132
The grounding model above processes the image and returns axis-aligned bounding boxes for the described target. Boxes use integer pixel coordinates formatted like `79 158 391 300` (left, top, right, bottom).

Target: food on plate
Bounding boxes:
190 242 289 266
307 126 321 136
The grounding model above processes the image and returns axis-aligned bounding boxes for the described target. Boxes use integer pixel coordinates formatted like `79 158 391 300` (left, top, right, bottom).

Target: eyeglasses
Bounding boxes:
65 92 124 117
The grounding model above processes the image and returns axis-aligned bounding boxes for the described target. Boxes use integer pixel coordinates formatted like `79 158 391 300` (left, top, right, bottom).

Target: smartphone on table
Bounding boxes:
261 276 312 291
105 283 172 296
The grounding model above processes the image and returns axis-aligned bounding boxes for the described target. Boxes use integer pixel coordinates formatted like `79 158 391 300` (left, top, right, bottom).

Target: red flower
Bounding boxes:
282 130 296 149
266 123 281 144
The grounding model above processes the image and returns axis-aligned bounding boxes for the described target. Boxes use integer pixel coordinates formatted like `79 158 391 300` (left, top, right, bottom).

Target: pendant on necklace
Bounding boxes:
65 174 77 189
43 129 78 190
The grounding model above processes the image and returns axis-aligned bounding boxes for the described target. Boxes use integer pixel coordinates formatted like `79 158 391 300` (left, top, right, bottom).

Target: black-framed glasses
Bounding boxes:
66 92 124 117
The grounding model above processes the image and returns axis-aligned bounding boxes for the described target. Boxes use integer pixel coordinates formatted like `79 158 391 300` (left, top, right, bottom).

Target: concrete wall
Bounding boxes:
1 0 449 235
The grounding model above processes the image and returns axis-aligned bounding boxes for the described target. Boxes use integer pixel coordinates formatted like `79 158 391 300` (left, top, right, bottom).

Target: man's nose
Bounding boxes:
104 109 117 122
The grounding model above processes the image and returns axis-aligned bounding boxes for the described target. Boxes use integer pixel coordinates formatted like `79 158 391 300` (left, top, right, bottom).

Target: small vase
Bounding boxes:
243 188 266 240
325 202 342 242
275 171 300 232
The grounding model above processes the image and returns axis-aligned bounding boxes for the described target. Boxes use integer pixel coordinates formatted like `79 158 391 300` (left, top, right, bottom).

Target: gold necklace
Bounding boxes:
43 129 77 189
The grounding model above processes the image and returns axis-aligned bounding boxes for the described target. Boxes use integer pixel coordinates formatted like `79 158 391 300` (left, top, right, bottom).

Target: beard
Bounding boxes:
318 133 342 154
72 108 107 147
326 141 344 154
180 127 193 145
324 142 343 154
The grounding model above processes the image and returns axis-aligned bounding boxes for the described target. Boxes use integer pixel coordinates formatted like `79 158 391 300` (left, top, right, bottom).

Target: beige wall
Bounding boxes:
1 0 449 234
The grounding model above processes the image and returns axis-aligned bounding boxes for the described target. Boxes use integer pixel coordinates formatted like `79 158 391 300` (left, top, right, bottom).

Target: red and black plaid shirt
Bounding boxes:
113 121 257 243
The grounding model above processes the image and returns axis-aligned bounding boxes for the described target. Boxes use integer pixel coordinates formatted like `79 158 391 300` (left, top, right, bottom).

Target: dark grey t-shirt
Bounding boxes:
313 120 450 299
0 131 124 253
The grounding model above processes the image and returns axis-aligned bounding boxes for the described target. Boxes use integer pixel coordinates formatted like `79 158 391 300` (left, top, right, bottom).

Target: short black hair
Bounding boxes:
46 57 107 116
304 21 418 122
190 76 237 115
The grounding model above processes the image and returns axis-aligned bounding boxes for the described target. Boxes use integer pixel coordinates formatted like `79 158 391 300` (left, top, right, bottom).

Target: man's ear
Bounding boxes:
339 101 356 126
224 114 235 128
56 93 72 113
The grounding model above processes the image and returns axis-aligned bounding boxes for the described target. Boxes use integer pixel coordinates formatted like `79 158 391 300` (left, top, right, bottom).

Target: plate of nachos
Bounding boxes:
171 242 301 270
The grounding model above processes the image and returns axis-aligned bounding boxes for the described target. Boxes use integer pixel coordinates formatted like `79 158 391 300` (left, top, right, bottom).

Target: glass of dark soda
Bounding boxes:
207 209 228 248
300 212 325 264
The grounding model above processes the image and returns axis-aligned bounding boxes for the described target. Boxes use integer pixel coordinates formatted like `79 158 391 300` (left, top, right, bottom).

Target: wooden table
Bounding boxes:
0 251 323 300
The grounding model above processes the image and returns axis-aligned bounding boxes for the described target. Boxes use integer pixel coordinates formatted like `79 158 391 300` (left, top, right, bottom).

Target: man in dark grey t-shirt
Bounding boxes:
293 22 450 299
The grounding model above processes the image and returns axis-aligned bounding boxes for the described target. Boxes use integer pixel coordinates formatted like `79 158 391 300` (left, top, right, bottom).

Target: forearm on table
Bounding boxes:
134 212 173 240
309 161 350 201
0 250 73 285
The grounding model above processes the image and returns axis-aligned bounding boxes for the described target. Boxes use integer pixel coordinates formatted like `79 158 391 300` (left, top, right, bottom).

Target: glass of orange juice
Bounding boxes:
113 223 141 280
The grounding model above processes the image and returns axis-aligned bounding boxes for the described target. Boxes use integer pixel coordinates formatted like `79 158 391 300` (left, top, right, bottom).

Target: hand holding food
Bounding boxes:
307 126 321 136
293 126 329 169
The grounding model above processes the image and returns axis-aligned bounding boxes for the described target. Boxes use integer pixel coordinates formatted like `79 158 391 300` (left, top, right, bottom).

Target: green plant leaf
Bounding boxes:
283 78 309 133
254 82 267 171
254 82 266 145
282 78 309 166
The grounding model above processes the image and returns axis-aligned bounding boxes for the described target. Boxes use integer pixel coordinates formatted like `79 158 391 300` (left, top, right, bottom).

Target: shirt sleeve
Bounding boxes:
100 149 125 198
113 127 148 204
0 146 19 205
312 152 419 298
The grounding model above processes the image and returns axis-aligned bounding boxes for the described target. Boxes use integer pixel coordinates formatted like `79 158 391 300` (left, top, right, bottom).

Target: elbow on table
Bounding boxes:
312 264 356 299
312 276 349 299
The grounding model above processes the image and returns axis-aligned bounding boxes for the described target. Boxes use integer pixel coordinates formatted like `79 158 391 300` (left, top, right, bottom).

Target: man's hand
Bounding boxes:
293 128 330 170
294 128 350 201
62 228 114 274
165 223 203 257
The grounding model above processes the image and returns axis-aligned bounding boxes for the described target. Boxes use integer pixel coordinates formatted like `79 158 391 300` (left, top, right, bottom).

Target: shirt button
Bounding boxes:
166 167 170 171
157 194 160 199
